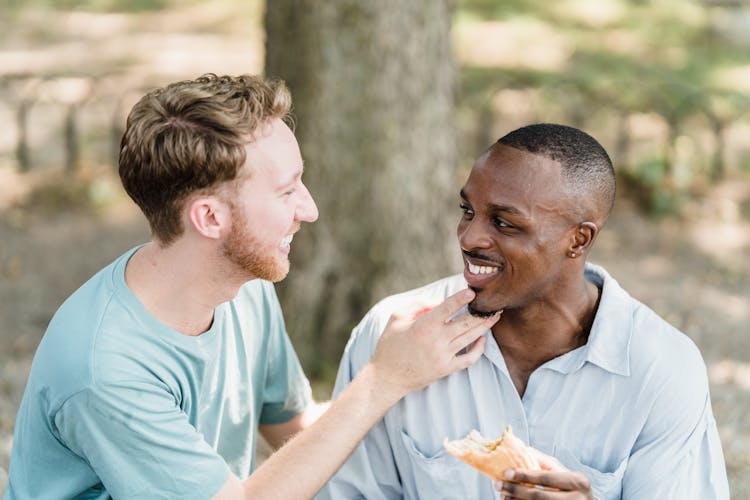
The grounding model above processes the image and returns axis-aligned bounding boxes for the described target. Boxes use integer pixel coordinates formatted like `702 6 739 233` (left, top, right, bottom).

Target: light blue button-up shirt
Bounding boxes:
319 264 729 500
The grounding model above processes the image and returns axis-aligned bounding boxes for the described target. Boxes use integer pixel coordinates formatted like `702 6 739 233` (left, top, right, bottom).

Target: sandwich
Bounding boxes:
443 426 541 480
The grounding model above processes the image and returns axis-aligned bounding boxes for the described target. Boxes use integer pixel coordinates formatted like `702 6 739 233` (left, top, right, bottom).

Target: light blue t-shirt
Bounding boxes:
320 264 729 500
5 246 312 500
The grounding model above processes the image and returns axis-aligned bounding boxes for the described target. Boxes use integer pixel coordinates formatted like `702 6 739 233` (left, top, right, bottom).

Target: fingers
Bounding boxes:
389 288 475 325
429 288 476 322
495 480 554 499
451 335 486 370
388 299 436 323
448 310 501 348
374 288 498 394
496 469 590 498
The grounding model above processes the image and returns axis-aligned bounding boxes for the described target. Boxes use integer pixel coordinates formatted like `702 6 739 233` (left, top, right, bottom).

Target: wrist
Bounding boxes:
359 361 407 408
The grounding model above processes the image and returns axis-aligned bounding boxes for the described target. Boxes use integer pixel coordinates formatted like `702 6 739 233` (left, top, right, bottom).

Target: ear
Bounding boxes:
566 222 598 259
185 195 232 240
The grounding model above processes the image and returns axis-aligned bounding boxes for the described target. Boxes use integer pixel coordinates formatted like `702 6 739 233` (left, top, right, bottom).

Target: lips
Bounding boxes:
279 234 293 248
462 252 502 287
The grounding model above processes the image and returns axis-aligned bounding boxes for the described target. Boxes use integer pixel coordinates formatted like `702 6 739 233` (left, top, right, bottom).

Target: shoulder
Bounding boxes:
629 301 708 394
370 274 466 322
590 263 705 381
593 264 709 409
234 278 276 304
29 260 124 399
344 275 466 357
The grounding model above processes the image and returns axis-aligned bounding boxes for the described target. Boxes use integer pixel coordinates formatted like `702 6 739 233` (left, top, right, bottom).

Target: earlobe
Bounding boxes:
187 196 229 240
569 222 598 256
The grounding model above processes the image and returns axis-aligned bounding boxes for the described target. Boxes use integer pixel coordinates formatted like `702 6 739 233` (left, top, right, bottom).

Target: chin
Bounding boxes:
268 268 290 283
467 299 501 318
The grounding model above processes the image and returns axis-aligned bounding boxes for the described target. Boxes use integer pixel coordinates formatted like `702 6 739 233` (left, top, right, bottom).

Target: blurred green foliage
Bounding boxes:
4 0 171 13
457 0 750 215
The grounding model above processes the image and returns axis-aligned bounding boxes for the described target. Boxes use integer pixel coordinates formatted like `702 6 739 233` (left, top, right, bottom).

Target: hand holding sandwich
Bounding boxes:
495 448 594 499
445 427 594 499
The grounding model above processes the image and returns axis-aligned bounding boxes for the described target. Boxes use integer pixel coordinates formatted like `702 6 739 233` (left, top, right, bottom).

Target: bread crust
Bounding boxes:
443 427 540 480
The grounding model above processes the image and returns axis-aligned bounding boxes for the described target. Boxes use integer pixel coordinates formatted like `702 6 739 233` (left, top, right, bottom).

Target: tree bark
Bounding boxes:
265 0 458 373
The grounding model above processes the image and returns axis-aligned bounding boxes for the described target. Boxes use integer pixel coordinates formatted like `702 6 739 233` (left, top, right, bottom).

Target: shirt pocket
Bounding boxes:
553 447 628 500
398 429 482 500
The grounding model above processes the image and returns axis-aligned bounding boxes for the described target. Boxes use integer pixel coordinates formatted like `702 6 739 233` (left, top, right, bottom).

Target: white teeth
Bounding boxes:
467 262 499 275
280 234 293 247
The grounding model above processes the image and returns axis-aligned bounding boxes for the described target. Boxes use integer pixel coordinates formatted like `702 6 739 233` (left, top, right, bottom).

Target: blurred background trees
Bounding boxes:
0 3 749 490
265 0 457 375
2 0 748 371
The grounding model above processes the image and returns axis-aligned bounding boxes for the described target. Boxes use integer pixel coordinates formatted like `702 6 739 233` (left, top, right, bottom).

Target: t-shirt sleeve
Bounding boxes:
55 381 230 500
258 282 313 425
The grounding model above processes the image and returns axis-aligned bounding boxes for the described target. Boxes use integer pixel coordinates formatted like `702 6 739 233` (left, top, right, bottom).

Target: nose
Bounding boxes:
296 182 319 223
457 217 491 251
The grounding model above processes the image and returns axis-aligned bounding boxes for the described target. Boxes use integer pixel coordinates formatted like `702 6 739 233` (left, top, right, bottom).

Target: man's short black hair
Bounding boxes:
497 123 616 223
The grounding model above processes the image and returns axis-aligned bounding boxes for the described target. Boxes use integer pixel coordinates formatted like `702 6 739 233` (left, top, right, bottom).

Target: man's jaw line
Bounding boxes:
467 301 501 318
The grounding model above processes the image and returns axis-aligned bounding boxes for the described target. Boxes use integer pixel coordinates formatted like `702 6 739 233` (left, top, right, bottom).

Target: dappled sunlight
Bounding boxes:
713 64 750 93
0 0 748 494
490 89 542 132
700 287 750 324
0 167 31 211
142 34 262 77
453 20 571 71
710 359 750 391
0 0 263 78
637 254 677 280
552 0 626 28
61 11 131 39
597 29 645 55
690 220 750 256
37 78 92 104
688 180 750 265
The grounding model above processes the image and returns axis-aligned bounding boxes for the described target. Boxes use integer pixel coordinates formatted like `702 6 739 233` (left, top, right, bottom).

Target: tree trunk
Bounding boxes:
614 110 631 170
265 0 458 374
710 119 726 181
64 104 79 172
16 100 30 172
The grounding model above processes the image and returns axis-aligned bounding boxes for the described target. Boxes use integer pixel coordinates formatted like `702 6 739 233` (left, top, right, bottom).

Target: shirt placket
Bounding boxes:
477 333 532 444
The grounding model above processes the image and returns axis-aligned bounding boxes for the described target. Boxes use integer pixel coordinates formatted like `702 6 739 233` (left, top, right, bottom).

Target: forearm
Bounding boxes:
241 362 402 499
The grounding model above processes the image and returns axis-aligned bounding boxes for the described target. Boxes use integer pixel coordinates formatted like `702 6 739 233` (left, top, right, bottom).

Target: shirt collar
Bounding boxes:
465 264 635 377
578 263 634 377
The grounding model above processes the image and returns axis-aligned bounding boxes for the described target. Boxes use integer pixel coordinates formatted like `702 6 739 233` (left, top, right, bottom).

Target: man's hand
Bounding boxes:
495 448 594 499
370 288 501 400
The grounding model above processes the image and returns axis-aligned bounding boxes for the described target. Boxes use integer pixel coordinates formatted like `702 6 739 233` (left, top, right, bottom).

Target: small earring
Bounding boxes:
569 252 576 258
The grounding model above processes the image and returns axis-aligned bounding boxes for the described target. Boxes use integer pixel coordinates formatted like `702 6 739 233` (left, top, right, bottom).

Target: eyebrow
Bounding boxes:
278 162 305 188
459 189 527 217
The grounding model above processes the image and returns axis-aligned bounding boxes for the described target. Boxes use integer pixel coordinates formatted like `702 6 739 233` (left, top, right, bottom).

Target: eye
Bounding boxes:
493 217 514 230
459 203 474 218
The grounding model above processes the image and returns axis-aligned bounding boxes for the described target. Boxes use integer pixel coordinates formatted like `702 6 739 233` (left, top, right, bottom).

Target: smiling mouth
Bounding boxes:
463 251 502 277
466 261 499 276
279 234 294 248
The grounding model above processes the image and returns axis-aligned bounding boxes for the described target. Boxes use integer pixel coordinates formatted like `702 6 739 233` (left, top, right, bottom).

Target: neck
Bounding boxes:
492 276 601 373
125 240 250 336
